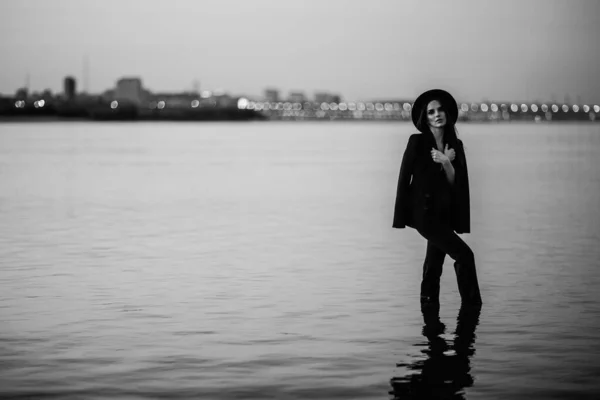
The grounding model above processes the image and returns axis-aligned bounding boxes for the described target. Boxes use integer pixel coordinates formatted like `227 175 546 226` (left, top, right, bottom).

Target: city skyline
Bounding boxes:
1 0 599 103
10 73 600 108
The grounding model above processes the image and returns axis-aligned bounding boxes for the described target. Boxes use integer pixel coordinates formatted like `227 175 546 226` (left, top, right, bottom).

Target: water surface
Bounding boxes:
1 122 599 399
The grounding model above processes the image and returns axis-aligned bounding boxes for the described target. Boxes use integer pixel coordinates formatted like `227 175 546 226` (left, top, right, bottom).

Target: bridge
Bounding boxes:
241 100 599 122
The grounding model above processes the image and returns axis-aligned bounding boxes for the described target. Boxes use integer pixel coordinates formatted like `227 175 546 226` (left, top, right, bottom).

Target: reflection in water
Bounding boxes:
390 304 481 399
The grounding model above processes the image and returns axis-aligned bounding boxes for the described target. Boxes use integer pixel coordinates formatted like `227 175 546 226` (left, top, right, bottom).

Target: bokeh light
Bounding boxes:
551 105 558 112
490 104 498 112
480 104 489 112
510 104 518 112
530 104 538 112
521 104 528 112
157 101 165 109
572 105 579 112
561 105 569 112
583 105 590 113
191 100 200 108
541 104 548 112
110 101 118 109
237 98 248 109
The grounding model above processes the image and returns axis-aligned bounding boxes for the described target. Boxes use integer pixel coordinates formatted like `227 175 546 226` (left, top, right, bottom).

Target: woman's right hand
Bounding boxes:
431 148 449 164
444 144 455 162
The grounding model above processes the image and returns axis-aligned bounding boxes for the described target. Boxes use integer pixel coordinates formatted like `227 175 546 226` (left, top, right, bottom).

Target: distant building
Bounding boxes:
141 88 152 102
315 92 341 104
15 87 28 100
102 89 116 102
264 89 279 102
370 98 411 104
64 76 76 100
115 77 144 105
214 93 238 108
41 89 53 100
288 91 306 103
149 92 198 108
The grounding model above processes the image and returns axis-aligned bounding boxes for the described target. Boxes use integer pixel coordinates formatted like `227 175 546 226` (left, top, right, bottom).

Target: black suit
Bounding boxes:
393 132 470 233
392 132 482 305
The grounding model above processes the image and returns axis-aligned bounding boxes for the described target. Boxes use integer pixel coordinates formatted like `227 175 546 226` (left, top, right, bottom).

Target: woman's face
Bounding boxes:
426 100 446 129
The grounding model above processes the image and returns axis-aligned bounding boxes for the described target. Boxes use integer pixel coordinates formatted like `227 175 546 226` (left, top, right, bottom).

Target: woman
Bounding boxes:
393 89 482 307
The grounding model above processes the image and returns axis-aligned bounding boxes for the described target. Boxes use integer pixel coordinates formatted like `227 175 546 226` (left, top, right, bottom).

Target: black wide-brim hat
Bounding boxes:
411 89 458 132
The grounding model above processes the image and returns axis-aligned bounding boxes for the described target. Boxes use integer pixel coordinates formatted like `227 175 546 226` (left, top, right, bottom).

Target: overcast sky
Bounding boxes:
1 0 599 103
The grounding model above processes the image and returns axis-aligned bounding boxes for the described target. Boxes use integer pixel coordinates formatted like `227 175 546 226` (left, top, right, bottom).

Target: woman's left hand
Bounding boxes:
431 148 449 164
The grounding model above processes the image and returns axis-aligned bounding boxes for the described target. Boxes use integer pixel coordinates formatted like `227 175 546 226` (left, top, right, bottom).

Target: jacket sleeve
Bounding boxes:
453 139 471 233
393 135 417 229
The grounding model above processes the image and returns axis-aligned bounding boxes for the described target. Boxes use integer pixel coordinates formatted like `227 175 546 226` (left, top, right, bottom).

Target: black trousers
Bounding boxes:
417 224 482 306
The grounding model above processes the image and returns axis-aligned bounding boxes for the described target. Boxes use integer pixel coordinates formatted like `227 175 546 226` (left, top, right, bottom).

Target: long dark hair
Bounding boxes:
416 99 463 165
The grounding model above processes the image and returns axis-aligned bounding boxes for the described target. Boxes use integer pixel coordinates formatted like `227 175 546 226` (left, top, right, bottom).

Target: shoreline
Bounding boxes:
1 117 597 124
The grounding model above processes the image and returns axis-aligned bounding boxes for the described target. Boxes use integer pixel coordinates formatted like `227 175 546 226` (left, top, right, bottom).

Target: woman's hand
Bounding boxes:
444 144 456 162
431 147 450 165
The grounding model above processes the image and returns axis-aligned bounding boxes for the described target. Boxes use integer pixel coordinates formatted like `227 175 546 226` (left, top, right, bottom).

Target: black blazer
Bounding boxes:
392 132 471 234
